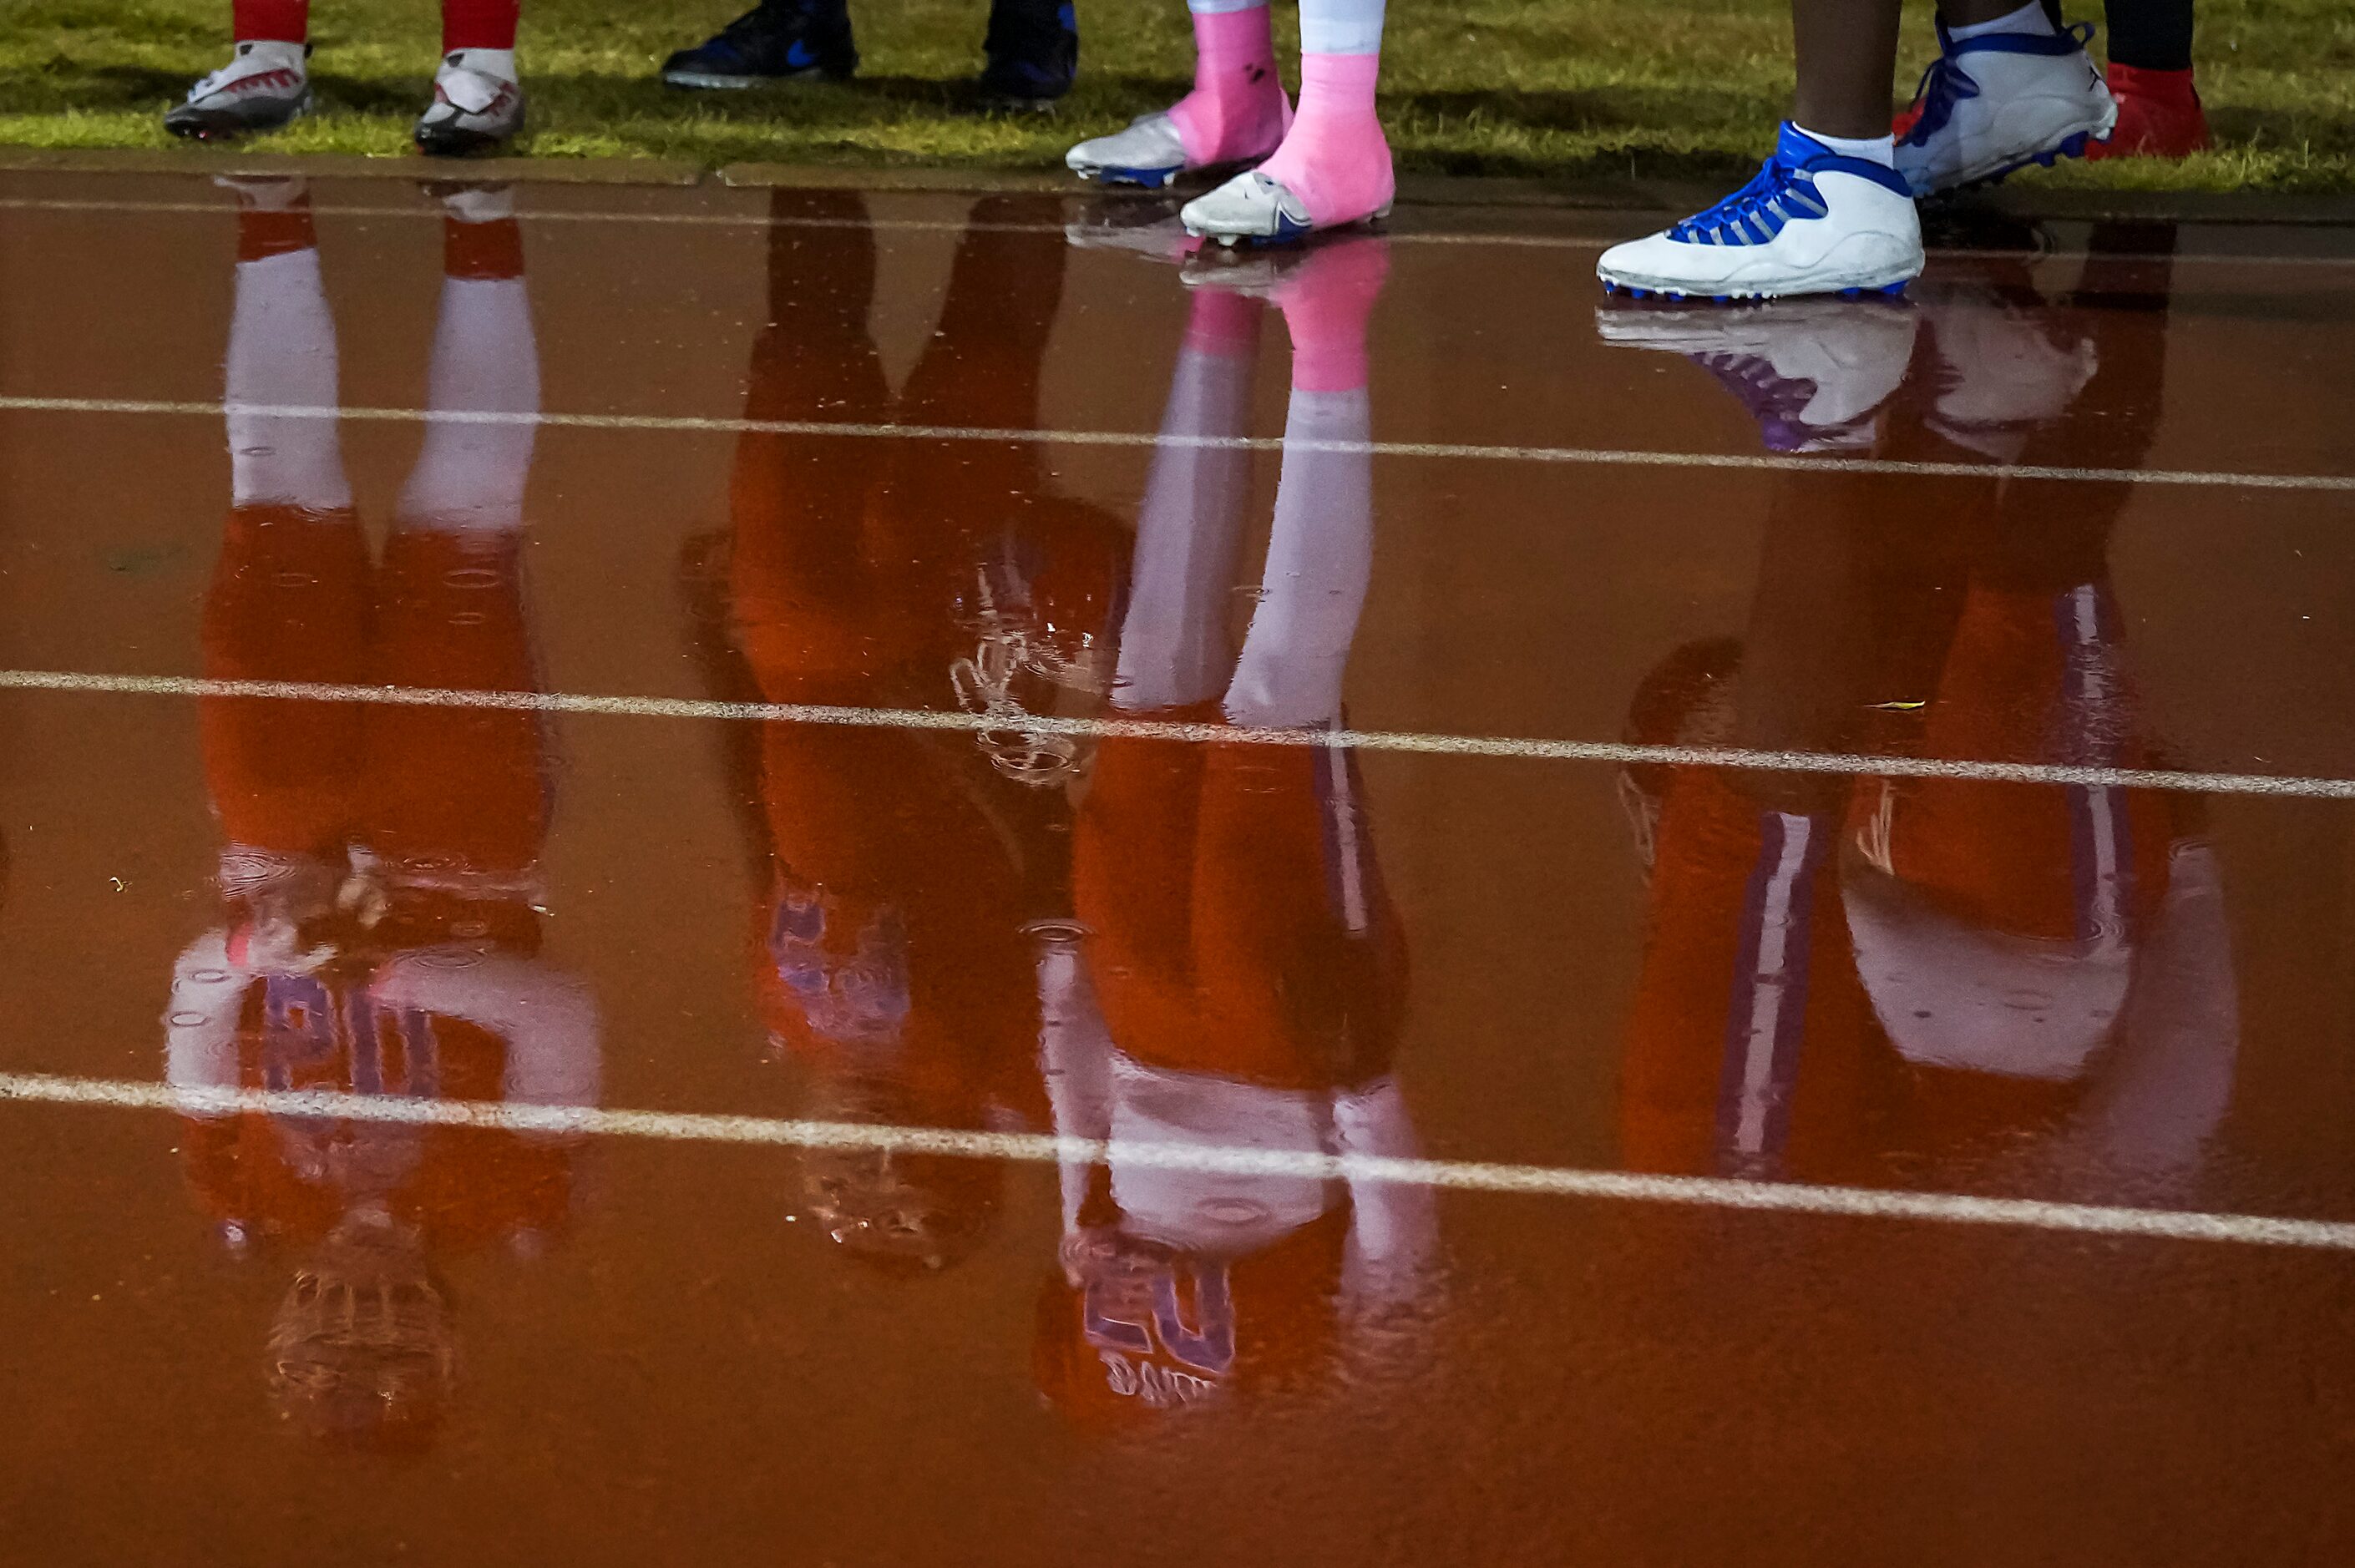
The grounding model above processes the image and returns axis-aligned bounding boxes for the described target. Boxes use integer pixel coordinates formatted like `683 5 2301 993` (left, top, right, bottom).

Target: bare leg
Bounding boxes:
1791 0 1906 138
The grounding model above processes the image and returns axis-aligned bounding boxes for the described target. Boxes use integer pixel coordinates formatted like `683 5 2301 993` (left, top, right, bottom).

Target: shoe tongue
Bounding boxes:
1775 120 1831 166
437 67 503 113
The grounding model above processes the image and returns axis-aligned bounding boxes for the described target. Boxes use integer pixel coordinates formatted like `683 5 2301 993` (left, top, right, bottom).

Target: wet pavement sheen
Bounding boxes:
3 170 2355 1564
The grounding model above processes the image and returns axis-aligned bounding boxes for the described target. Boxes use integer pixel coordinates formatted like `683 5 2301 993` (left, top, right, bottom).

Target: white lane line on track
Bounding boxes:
7 395 2354 492
5 196 2353 266
6 667 2354 801
3 1069 2350 1252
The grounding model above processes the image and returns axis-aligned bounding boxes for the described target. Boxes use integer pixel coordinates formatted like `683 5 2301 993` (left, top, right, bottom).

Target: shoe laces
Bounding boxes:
1668 154 1822 245
1899 51 1982 147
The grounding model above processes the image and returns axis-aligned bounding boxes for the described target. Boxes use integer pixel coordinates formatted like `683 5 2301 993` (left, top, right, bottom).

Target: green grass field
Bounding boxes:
3 0 2352 190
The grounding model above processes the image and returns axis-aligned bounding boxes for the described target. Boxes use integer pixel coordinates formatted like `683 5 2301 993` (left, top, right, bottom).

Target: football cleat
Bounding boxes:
1066 112 1191 189
1913 279 2097 462
1895 21 2118 195
1179 169 1390 248
165 40 312 140
975 0 1079 109
1595 296 1920 453
1596 123 1923 302
658 0 858 89
1066 94 1293 189
2084 63 2211 160
413 50 526 156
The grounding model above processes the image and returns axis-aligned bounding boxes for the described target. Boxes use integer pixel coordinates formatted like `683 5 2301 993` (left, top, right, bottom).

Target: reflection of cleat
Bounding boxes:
165 40 312 140
659 0 858 88
420 180 514 222
2084 63 2211 161
1063 200 1197 261
213 173 311 210
413 51 526 156
1596 296 1920 453
1914 281 2096 461
1180 169 1390 247
1597 124 1923 302
1896 22 2117 195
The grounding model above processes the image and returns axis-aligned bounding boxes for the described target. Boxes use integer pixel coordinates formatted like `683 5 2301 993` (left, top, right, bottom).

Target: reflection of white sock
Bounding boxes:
1795 124 1896 167
227 247 352 511
397 276 540 534
1223 386 1372 730
1948 0 2055 41
1114 343 1257 712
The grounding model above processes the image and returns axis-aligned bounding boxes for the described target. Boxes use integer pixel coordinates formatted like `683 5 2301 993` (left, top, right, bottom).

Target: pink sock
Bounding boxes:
1275 237 1389 392
1166 8 1291 168
1256 53 1392 229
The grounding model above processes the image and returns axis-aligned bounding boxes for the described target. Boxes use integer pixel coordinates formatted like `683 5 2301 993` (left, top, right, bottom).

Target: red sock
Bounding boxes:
445 215 526 281
237 198 317 263
232 0 309 43
442 0 520 53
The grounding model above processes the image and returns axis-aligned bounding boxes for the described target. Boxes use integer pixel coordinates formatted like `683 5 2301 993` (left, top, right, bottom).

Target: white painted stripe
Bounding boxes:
5 395 2352 493
3 195 2352 267
4 666 2353 802
1 1068 2350 1252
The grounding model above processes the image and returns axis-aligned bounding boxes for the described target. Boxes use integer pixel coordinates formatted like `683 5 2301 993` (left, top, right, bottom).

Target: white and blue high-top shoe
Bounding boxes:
1895 22 2117 195
1597 124 1923 302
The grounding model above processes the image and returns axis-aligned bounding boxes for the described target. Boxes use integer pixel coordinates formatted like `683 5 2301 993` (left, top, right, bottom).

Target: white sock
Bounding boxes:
445 47 518 83
398 276 540 534
1223 386 1374 731
1298 0 1386 57
1948 1 2057 40
1113 340 1259 713
227 247 352 510
1794 124 1897 168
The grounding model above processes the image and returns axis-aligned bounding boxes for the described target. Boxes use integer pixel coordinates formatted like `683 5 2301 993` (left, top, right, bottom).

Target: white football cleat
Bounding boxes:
1596 297 1920 452
1066 112 1193 189
1895 22 2119 195
1597 124 1923 302
165 40 311 140
414 49 526 156
1179 169 1390 247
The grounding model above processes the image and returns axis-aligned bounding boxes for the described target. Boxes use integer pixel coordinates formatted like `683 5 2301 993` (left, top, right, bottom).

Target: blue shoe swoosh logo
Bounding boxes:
786 38 819 68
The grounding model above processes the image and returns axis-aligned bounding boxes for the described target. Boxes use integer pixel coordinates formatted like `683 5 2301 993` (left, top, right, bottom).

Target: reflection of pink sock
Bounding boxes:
1167 8 1291 168
1276 237 1389 392
1256 53 1393 229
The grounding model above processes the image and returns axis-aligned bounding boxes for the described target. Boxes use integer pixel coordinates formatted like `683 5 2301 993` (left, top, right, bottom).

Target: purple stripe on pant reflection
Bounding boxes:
1714 811 1825 1177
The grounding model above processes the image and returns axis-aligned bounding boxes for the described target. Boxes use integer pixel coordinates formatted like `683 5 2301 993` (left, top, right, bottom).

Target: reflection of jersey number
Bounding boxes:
1084 1257 1237 1407
261 972 443 1097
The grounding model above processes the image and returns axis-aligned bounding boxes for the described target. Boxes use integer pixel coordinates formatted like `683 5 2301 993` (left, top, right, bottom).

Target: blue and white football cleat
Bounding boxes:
1895 22 2118 196
1597 123 1924 302
1066 112 1192 188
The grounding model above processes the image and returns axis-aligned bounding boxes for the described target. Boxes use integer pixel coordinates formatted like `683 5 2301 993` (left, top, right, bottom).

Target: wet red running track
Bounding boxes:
2 169 2354 1564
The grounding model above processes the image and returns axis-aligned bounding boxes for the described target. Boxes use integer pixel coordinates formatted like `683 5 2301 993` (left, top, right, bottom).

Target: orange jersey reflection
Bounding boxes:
1618 235 2236 1190
163 182 595 1450
715 194 1124 1269
1032 238 1435 1428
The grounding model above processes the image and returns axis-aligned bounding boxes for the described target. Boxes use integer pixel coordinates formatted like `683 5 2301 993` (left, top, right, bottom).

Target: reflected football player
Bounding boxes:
1607 227 2236 1193
1031 236 1436 1424
699 192 1127 1271
164 179 599 1450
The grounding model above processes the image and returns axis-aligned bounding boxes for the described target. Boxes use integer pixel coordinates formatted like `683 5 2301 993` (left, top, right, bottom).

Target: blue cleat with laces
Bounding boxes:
1894 21 2117 195
1597 123 1924 303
